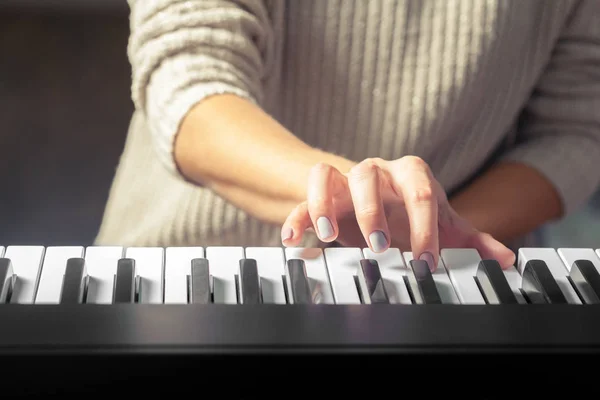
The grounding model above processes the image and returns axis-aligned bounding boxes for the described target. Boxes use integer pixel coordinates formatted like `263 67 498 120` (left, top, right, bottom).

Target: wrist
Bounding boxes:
278 147 357 203
173 93 357 208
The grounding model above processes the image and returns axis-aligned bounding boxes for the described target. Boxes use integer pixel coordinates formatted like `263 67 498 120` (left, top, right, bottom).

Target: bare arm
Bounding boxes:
174 94 356 225
127 0 355 225
449 161 562 243
452 0 600 244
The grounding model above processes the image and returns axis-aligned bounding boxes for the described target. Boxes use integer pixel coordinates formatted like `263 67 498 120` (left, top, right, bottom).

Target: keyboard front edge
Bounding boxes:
0 304 598 354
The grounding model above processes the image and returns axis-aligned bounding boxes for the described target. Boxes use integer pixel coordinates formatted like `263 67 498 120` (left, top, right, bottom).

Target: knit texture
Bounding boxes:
95 0 600 249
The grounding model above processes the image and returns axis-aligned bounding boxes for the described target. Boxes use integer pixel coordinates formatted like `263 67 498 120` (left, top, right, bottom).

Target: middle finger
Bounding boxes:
347 159 390 253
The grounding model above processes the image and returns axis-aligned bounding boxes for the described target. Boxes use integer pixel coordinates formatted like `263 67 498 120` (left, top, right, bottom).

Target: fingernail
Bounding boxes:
316 216 334 240
281 227 293 242
369 230 388 252
419 251 435 272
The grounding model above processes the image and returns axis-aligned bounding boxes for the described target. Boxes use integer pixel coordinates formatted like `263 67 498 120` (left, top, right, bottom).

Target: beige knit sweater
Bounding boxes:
95 0 600 250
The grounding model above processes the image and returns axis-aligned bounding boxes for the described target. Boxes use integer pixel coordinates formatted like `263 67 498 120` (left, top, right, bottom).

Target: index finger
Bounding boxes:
386 157 439 271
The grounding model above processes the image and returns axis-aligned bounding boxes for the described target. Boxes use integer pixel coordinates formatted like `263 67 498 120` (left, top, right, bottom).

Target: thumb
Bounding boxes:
468 231 516 269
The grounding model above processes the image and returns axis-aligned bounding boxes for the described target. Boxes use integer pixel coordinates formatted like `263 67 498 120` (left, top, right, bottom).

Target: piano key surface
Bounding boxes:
1 245 599 396
323 247 363 304
518 248 581 304
124 247 164 304
363 247 413 304
403 251 460 304
557 247 600 273
2 245 600 306
84 246 123 304
284 247 334 304
244 247 287 304
206 246 244 304
164 246 204 304
3 246 43 304
0 258 13 303
35 246 84 304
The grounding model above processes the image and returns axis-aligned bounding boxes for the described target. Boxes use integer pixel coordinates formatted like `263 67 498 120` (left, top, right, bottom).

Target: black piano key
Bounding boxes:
521 259 567 304
476 259 518 304
356 259 389 304
285 259 312 304
113 258 136 303
0 258 14 303
190 258 211 304
59 258 88 304
409 259 442 304
569 259 600 304
238 259 261 304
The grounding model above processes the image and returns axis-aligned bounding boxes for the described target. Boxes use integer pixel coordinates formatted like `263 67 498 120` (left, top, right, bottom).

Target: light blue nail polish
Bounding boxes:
369 231 388 252
317 216 334 239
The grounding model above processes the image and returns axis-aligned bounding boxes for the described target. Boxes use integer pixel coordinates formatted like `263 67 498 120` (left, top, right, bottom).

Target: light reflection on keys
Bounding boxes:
284 248 334 304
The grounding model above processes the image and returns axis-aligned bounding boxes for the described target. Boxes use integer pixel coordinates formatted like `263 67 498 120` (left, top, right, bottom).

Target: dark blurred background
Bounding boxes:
0 1 130 246
0 1 598 248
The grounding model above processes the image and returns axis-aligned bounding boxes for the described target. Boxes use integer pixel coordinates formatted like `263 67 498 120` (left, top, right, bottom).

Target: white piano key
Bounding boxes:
206 246 244 304
363 248 413 304
164 247 204 304
501 266 527 304
284 248 334 304
323 247 363 304
35 246 84 304
517 248 581 304
403 251 460 304
440 249 485 304
557 248 600 273
84 246 124 304
125 247 164 304
245 247 286 304
0 247 4 256
3 246 44 304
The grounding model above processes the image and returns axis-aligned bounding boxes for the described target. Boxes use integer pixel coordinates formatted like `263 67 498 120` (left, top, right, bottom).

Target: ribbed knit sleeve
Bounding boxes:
126 0 274 176
499 0 600 215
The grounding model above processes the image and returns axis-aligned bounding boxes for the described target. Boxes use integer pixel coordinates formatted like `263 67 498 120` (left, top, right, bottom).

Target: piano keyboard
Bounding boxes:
0 245 599 306
1 245 598 395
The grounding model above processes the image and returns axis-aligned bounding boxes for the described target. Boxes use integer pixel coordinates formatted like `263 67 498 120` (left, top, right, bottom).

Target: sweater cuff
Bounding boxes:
498 134 600 217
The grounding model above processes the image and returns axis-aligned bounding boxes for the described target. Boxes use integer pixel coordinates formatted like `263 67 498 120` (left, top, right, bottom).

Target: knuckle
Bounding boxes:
364 157 386 166
310 162 334 176
350 158 381 178
402 156 432 174
293 201 308 214
308 195 331 209
404 155 427 167
355 204 383 218
480 232 493 241
409 187 434 204
412 230 435 245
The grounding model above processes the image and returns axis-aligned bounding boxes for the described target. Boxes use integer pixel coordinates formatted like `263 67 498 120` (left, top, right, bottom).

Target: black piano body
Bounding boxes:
0 303 598 396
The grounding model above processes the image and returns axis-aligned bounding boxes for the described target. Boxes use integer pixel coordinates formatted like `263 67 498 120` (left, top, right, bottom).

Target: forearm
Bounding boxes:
174 94 356 224
208 180 301 226
449 161 563 243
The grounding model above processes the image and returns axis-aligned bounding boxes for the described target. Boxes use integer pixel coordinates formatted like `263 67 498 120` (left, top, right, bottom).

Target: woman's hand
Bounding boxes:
280 156 515 271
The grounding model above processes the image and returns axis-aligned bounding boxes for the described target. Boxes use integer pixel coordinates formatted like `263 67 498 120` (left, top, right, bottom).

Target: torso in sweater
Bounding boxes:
94 0 600 250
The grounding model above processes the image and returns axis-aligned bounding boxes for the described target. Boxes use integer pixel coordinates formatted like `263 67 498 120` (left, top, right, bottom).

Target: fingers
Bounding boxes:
446 207 517 270
281 201 312 246
281 163 347 246
347 159 390 252
306 162 346 242
387 156 439 271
